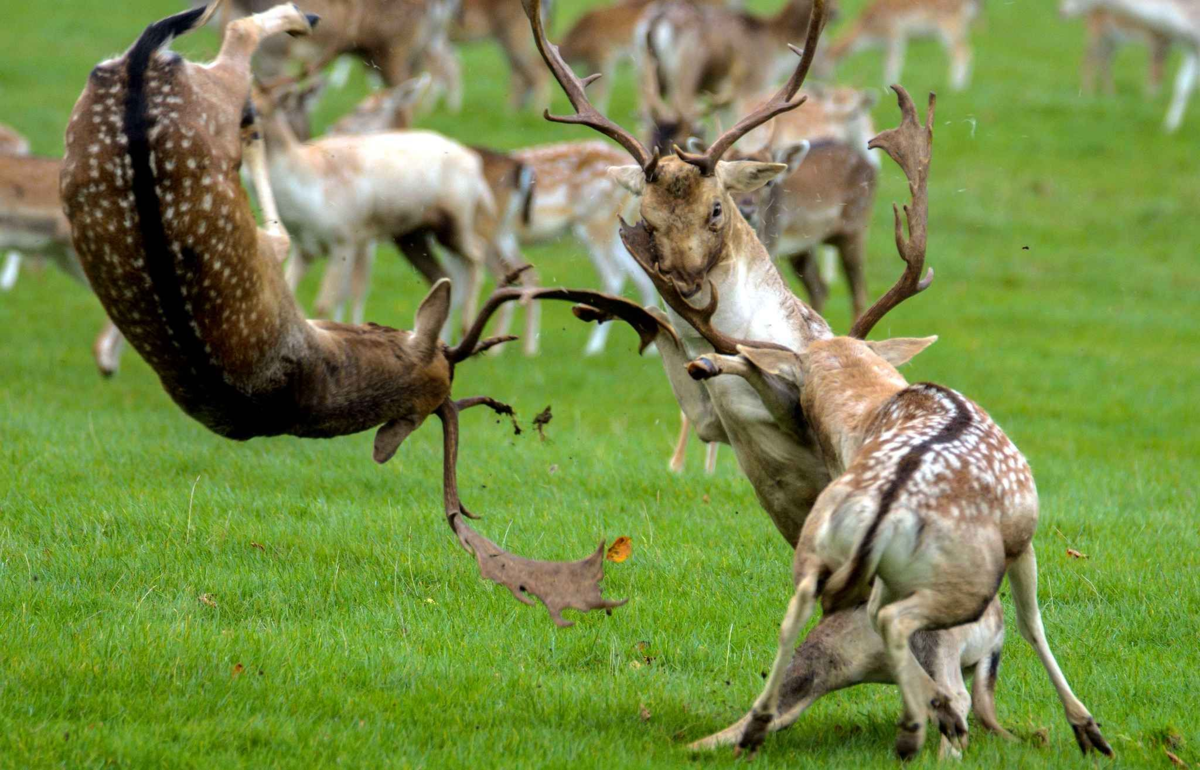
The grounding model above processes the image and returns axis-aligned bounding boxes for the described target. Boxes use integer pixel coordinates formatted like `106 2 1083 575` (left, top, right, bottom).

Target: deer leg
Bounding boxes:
876 590 970 759
652 311 728 447
832 232 868 321
789 250 828 313
1148 36 1169 97
314 241 354 322
970 642 1015 740
578 221 626 356
496 21 545 111
93 320 126 378
242 118 291 264
735 570 820 759
349 240 376 326
946 30 972 92
1164 51 1198 133
668 411 690 473
208 4 317 90
0 251 20 290
425 35 463 113
1086 30 1117 96
395 230 447 284
1007 546 1113 756
703 441 718 475
883 36 907 87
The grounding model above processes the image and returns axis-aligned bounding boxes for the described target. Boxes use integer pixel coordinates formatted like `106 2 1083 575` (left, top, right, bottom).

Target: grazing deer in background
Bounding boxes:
1064 6 1172 96
0 123 31 155
255 85 495 337
450 0 553 110
0 142 125 374
63 0 667 626
823 0 980 92
525 0 1037 728
636 0 835 152
1060 0 1199 131
685 89 1112 760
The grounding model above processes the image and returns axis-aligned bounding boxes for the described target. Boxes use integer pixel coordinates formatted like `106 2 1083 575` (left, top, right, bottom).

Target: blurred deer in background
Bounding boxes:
1060 0 1199 130
823 0 980 91
63 0 670 626
1061 4 1172 96
450 0 553 110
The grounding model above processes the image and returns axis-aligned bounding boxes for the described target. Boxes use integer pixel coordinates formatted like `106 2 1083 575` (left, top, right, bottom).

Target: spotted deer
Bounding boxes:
62 0 664 626
524 0 1035 721
1059 0 1200 131
636 0 835 152
1 144 125 374
683 89 1112 760
1064 6 1172 96
823 0 980 92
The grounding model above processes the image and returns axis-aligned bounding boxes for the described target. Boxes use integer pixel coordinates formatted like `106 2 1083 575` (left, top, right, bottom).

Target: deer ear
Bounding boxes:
736 344 801 379
412 278 451 360
717 161 788 193
374 416 422 463
772 140 810 175
866 336 938 367
608 165 646 196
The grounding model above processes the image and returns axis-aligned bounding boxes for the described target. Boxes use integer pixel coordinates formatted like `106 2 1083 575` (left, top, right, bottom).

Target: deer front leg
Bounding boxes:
1164 50 1198 133
651 312 727 446
242 112 291 264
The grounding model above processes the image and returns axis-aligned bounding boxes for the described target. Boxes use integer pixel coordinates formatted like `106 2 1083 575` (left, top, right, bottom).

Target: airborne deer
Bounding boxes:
523 0 1045 737
823 0 980 92
1059 0 1200 131
62 0 669 626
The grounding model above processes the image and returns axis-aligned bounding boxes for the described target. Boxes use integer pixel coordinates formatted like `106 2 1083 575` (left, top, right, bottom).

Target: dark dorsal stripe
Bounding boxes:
826 383 972 608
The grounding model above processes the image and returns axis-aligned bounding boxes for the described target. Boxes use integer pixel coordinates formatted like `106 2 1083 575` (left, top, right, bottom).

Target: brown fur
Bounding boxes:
451 0 551 109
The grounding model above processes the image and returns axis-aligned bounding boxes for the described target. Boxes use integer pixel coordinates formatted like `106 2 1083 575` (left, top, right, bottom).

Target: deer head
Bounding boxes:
522 0 826 315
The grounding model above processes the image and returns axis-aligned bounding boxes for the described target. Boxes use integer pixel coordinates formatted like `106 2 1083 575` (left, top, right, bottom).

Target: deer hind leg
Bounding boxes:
1147 35 1170 97
93 320 126 378
944 25 972 92
883 35 908 86
832 232 869 321
349 241 376 326
735 570 821 758
668 412 689 473
970 642 1015 740
1084 28 1117 96
1164 51 1198 133
1007 546 1113 756
789 250 828 313
0 251 20 291
313 241 355 322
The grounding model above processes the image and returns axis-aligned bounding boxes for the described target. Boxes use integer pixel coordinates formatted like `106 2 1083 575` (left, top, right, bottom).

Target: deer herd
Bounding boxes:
0 0 1131 760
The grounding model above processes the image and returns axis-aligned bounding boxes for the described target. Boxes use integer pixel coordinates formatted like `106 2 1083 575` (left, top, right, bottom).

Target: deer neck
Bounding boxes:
801 366 909 477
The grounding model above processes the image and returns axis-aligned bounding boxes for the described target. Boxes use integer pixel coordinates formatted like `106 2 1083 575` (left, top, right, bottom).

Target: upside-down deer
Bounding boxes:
636 0 835 152
62 0 669 626
686 100 1112 750
1059 0 1200 131
523 0 1055 735
0 139 125 374
822 0 980 92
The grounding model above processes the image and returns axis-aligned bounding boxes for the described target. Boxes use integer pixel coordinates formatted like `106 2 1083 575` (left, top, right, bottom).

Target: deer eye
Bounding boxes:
709 201 723 225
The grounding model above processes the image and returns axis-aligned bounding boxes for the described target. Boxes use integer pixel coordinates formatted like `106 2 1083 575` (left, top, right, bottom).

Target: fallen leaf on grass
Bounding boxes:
250 541 265 551
1066 549 1088 559
606 536 632 563
1166 749 1188 768
548 464 558 475
639 703 651 722
702 494 710 504
533 406 553 441
199 593 217 608
232 663 245 678
1031 727 1050 748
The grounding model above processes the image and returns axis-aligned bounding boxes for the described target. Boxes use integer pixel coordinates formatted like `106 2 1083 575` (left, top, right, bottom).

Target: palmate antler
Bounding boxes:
432 286 677 626
850 86 936 339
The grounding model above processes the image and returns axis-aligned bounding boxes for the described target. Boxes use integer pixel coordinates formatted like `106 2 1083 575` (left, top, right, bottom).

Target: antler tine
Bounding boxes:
849 86 936 340
521 0 659 177
676 0 826 175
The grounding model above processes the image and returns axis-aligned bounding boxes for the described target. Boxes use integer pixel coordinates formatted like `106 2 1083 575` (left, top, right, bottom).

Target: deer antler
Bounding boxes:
849 86 936 339
435 397 626 628
521 0 660 179
674 0 826 176
617 220 791 356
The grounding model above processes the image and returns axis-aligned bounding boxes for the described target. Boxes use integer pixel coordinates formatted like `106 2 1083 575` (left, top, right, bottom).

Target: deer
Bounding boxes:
449 0 552 111
61 0 676 627
822 0 980 92
1062 5 1172 96
636 0 836 153
0 123 31 155
523 0 1053 739
1059 0 1200 131
1 143 126 374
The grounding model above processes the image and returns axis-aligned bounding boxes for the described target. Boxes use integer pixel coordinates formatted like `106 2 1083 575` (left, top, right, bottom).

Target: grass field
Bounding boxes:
2 0 1198 767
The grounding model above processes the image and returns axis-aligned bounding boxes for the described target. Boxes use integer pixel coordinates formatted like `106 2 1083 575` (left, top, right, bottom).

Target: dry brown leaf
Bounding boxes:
232 663 245 678
1166 750 1188 768
606 536 632 563
1031 727 1050 748
199 593 217 608
702 494 710 504
1066 548 1088 559
548 464 559 475
250 541 265 551
639 703 652 722
533 406 553 441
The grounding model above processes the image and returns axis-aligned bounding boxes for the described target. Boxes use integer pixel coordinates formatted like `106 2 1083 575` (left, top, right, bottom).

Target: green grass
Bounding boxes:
1 0 1198 767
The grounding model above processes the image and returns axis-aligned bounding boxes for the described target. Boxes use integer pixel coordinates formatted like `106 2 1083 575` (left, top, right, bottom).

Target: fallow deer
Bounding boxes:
823 0 980 92
1 145 125 374
1060 0 1199 131
636 0 835 152
62 0 666 626
1064 6 1172 96
0 123 30 155
450 0 552 110
524 0 1032 722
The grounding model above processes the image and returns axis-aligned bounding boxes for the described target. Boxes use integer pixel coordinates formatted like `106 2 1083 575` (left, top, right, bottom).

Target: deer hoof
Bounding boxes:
686 357 720 380
1071 718 1114 757
896 721 925 761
